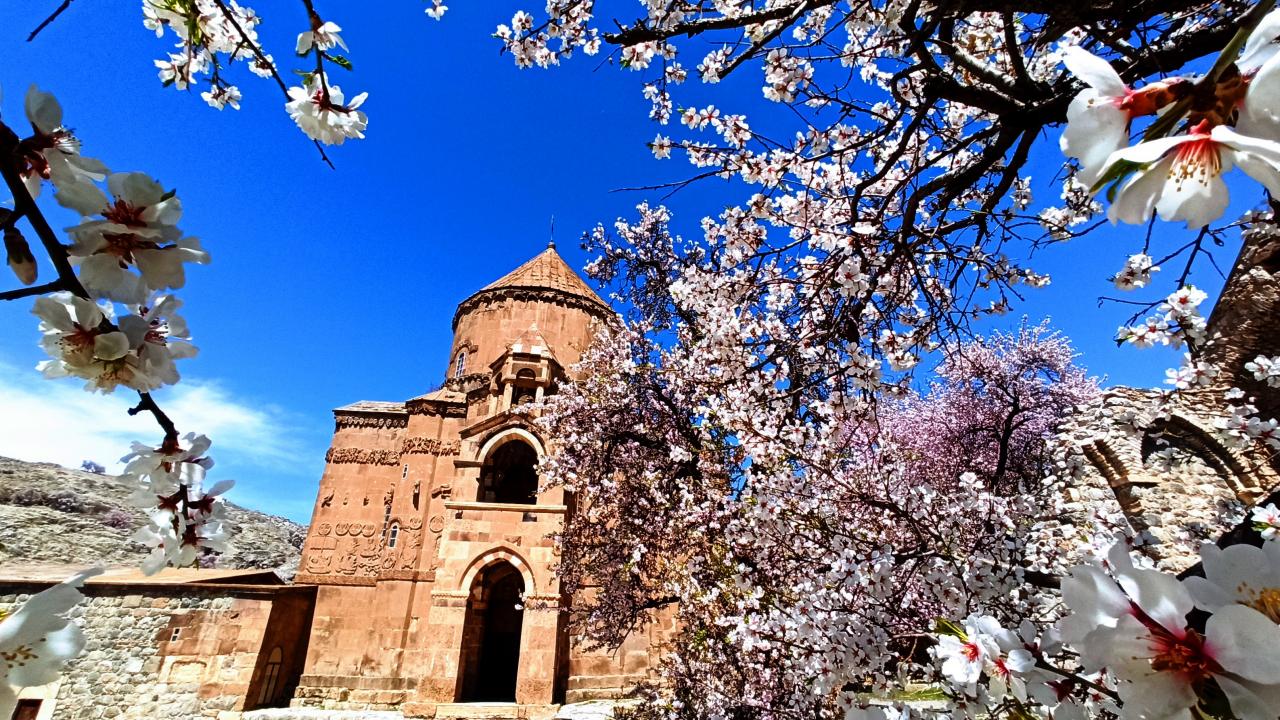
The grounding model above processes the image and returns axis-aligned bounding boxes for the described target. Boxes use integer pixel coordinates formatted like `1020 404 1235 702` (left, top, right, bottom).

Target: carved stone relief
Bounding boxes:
326 447 402 466
334 413 408 431
401 437 462 456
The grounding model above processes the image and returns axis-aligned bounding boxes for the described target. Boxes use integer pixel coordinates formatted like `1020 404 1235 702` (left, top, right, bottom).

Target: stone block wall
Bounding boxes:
0 583 314 720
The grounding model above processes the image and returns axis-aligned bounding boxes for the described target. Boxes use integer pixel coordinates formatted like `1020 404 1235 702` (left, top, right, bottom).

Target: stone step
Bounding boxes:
434 703 551 720
241 710 404 720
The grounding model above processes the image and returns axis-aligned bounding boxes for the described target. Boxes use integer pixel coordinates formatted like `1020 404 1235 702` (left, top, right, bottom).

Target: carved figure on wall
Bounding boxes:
431 484 452 499
320 488 334 508
428 515 444 533
317 523 332 536
384 487 394 508
398 527 423 571
306 550 333 574
357 535 381 575
336 542 358 575
335 522 350 536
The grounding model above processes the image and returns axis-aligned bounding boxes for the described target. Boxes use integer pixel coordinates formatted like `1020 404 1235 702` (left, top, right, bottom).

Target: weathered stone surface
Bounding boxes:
0 456 305 578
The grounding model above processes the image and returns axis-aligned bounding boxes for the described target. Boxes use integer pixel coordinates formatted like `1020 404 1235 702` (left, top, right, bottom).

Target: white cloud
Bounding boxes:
0 360 311 475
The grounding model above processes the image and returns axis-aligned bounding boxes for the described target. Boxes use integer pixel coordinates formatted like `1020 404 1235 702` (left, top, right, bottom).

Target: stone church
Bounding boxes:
289 243 665 716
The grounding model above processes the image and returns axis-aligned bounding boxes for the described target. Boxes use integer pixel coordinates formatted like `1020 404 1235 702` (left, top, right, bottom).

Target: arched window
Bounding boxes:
480 440 538 505
454 351 467 378
388 522 400 548
257 646 284 706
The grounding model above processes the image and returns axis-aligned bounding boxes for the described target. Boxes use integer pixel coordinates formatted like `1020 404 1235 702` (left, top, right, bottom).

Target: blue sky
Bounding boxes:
0 3 1256 522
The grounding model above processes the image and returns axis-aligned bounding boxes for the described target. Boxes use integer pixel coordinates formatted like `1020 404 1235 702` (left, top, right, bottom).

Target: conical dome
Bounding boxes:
452 243 610 329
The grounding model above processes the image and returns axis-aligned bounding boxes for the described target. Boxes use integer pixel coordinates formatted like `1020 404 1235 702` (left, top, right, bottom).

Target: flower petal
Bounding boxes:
1206 603 1280 684
1062 46 1127 97
1241 9 1280 72
24 84 63 134
1108 155 1173 225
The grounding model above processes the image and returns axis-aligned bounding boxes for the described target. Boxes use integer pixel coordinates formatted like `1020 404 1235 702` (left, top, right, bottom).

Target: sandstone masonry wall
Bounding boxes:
0 584 313 720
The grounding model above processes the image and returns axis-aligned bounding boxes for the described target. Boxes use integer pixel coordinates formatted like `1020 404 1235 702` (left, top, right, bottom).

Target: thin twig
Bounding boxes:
0 279 65 301
208 0 336 169
28 0 74 42
128 393 179 441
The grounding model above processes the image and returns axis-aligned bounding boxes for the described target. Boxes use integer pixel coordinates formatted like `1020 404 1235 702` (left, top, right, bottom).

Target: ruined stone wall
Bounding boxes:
0 585 310 720
1050 387 1276 572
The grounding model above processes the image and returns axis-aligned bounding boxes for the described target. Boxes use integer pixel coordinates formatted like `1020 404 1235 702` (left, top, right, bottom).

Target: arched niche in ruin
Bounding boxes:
456 561 526 702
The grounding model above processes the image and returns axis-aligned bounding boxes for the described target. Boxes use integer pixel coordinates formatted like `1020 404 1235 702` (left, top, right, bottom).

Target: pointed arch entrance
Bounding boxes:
456 561 525 701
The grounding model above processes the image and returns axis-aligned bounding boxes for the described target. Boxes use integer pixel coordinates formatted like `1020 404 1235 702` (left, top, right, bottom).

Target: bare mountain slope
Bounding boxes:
0 456 305 579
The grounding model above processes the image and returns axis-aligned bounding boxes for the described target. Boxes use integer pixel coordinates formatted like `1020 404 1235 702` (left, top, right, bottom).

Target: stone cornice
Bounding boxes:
333 412 409 432
451 286 612 330
405 397 467 418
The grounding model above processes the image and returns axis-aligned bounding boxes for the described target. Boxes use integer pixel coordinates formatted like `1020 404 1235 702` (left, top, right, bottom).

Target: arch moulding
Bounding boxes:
477 426 546 463
457 546 538 598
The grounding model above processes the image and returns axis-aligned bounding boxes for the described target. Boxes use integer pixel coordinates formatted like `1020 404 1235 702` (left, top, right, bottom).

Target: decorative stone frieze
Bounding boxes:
333 413 408 431
325 447 401 466
400 437 461 456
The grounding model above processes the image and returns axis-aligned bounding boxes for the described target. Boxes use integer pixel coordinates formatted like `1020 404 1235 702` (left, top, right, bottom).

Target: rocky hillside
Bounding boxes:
0 456 305 579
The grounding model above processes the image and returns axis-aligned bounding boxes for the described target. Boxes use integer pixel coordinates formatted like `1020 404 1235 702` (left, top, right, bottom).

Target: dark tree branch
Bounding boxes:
28 0 74 42
0 279 65 301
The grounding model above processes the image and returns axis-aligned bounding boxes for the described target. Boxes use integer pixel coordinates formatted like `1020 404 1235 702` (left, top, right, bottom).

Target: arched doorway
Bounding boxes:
479 440 538 505
457 562 526 702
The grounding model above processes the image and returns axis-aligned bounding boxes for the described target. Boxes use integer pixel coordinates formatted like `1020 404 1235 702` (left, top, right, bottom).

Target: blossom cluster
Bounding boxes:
138 1 369 146
1116 286 1209 350
476 3 1280 717
934 539 1280 719
2 88 232 567
1061 13 1280 229
122 433 233 574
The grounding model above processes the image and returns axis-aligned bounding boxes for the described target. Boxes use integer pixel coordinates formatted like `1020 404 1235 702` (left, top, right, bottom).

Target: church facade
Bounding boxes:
290 244 665 717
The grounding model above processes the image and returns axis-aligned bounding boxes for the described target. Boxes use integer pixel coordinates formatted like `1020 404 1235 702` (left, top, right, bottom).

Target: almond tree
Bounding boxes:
14 2 1280 717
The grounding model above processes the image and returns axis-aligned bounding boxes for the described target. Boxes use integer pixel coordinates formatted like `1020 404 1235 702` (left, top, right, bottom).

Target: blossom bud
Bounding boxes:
4 223 37 286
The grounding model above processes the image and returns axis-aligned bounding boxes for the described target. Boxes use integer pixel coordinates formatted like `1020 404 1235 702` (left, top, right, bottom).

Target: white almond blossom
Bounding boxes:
124 438 234 575
32 293 141 392
425 1 447 21
1062 541 1280 719
1111 253 1158 291
1236 9 1280 140
1100 124 1280 228
16 86 107 199
934 616 999 693
296 21 346 56
1060 47 1185 185
119 295 197 388
121 432 214 500
200 85 242 111
1185 541 1280 622
1252 504 1280 541
57 172 207 303
0 568 101 718
1245 355 1280 387
285 73 369 145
